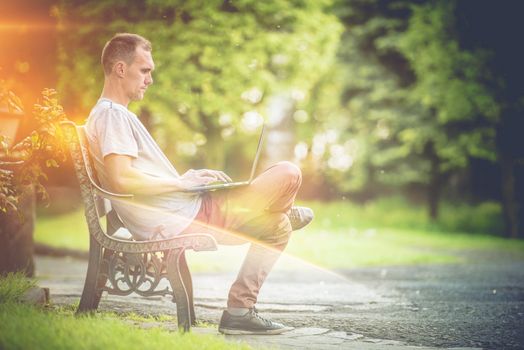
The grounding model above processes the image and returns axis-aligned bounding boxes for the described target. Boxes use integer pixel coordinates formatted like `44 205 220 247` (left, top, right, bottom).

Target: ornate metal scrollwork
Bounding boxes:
103 250 172 297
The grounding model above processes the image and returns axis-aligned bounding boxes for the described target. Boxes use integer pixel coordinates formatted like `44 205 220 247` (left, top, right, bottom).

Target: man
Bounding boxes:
86 33 313 335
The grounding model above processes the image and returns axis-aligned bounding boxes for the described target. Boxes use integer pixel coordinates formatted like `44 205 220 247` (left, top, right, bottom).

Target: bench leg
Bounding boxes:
166 248 191 332
179 251 196 326
91 248 114 309
77 235 105 313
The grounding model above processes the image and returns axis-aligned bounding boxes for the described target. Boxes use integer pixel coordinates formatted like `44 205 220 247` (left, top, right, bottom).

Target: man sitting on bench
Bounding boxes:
85 33 313 335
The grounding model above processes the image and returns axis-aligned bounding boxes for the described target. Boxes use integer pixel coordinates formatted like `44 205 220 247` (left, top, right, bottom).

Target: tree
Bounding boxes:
300 1 416 201
310 0 499 221
452 0 524 238
395 0 499 219
56 0 342 170
312 0 438 206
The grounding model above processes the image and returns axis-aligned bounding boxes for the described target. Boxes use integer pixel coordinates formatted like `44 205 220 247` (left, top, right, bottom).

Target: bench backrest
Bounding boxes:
61 121 132 237
76 125 107 218
62 121 217 254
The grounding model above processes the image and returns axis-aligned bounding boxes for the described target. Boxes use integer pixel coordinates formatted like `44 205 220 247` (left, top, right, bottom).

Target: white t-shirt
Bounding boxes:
85 98 202 240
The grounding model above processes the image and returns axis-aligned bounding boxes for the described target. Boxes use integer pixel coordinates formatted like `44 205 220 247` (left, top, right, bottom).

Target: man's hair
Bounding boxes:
101 33 152 76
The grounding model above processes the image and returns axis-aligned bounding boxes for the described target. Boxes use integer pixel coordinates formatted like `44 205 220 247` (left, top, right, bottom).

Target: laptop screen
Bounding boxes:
248 124 265 181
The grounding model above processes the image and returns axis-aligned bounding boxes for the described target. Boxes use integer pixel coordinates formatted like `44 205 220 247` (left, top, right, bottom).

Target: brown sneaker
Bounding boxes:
287 206 314 231
218 307 294 335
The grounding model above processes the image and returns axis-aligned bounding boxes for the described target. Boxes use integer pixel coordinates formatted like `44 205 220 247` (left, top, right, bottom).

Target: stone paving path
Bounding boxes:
34 248 489 350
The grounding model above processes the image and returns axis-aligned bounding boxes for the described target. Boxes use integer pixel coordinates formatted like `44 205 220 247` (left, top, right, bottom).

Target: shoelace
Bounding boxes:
287 207 299 220
251 307 273 327
288 207 306 225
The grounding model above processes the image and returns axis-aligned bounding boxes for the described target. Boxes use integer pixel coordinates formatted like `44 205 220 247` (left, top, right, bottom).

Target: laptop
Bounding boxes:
181 124 265 193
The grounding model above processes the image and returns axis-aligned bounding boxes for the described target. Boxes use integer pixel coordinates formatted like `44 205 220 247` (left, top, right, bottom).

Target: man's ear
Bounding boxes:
113 61 126 78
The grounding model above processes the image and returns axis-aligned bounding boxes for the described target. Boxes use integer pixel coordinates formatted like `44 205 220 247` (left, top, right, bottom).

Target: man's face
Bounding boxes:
123 47 155 101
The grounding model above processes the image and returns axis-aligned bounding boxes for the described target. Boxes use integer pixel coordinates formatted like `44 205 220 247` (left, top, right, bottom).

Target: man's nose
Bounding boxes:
146 74 153 85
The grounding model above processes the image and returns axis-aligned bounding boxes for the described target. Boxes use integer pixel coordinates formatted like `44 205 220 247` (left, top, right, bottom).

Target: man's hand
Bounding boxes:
181 169 232 188
104 153 234 193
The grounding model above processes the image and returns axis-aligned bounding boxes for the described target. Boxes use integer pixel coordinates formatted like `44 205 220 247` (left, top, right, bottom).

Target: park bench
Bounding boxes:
61 121 218 332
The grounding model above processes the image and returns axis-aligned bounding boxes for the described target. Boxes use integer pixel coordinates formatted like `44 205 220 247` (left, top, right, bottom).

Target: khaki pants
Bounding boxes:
182 161 302 307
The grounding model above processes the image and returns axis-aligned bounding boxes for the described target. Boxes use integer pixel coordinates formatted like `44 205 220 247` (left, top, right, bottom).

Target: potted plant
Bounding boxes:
0 78 68 276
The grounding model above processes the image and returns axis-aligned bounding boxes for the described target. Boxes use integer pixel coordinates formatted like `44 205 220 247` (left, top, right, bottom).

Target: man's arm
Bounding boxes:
104 154 204 195
104 154 231 195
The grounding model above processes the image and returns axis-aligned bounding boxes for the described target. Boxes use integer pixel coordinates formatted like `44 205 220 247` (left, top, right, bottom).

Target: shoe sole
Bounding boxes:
218 326 294 335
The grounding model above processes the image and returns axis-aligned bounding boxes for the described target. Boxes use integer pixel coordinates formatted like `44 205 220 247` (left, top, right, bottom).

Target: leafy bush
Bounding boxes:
438 201 504 234
0 84 68 214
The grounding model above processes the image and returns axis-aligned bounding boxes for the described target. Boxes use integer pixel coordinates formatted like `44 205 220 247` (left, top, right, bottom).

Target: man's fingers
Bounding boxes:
202 169 231 183
193 169 232 183
219 171 233 182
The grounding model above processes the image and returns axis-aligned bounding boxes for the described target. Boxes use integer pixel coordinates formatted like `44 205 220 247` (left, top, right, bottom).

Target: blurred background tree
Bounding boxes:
310 0 496 219
301 0 523 238
56 0 342 172
1 0 524 239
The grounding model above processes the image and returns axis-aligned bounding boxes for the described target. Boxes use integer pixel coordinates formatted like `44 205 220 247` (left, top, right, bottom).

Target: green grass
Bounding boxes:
35 208 89 250
0 275 252 350
286 226 524 269
304 197 504 234
34 198 524 270
0 303 252 350
0 272 37 303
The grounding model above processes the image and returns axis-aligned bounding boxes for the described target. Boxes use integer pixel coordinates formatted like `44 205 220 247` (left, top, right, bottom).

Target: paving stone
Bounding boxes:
285 327 330 336
363 338 385 343
326 331 364 341
21 287 49 305
192 327 218 335
300 334 346 344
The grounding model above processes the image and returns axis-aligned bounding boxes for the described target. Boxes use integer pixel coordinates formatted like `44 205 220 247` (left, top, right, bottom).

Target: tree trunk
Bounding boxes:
500 154 519 238
206 130 226 170
428 171 441 221
0 185 35 276
426 142 441 221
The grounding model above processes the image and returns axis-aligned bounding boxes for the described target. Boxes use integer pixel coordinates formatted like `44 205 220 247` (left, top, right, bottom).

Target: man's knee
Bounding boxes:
240 212 292 247
274 161 302 187
262 212 292 248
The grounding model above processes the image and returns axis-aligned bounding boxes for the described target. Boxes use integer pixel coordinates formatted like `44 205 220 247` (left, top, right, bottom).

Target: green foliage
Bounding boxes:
0 167 17 213
0 78 25 212
305 0 427 195
0 303 253 350
396 0 499 168
300 0 502 222
0 272 36 303
0 86 68 214
0 79 24 116
57 0 342 168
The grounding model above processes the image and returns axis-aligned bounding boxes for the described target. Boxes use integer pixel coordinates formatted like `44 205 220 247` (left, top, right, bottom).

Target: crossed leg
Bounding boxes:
182 161 302 307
